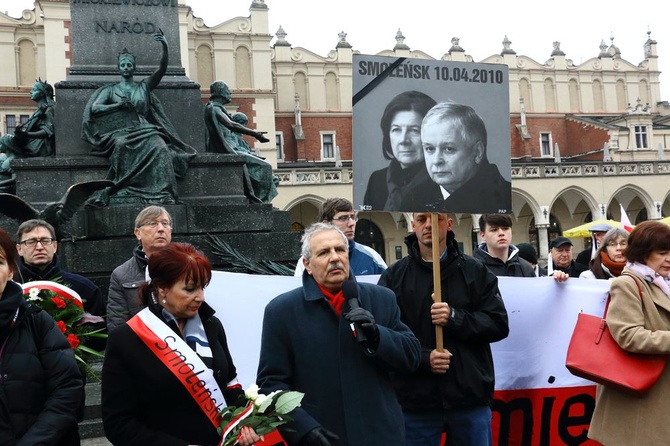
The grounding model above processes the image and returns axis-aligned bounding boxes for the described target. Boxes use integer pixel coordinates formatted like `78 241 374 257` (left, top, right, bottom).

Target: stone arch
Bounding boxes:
568 78 580 112
324 71 339 110
519 77 532 112
610 184 655 223
512 188 542 223
550 186 601 220
639 79 650 108
543 78 556 112
235 45 252 88
284 194 323 234
615 79 627 111
195 43 214 88
17 38 37 87
592 78 604 111
294 71 308 109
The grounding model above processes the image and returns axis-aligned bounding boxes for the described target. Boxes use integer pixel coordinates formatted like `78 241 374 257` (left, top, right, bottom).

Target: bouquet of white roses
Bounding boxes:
218 384 304 446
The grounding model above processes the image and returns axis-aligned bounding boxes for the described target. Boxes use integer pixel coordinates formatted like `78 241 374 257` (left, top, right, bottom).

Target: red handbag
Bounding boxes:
565 274 667 396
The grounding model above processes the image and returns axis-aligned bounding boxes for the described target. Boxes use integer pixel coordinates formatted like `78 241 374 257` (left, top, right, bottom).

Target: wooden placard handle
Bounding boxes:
431 213 444 352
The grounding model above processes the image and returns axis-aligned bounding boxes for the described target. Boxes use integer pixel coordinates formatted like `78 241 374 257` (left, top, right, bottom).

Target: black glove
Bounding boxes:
344 307 380 350
299 426 339 446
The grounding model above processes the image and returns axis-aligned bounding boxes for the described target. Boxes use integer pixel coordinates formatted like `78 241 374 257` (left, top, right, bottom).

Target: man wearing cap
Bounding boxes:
575 223 613 269
550 237 587 278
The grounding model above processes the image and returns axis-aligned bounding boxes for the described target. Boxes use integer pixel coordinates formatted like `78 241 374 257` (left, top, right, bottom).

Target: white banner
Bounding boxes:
205 273 610 391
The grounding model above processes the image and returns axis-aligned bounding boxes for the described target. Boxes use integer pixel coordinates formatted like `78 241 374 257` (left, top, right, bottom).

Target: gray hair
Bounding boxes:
597 227 630 257
134 206 172 229
422 101 488 150
301 222 348 260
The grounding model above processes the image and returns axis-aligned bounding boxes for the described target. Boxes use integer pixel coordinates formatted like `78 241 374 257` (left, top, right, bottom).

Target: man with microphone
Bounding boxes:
257 222 420 446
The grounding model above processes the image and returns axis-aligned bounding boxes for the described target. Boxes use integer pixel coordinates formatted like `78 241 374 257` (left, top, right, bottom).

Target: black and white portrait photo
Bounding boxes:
353 54 511 214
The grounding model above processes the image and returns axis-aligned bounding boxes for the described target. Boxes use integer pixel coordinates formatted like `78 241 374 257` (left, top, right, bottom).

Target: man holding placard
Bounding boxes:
378 213 509 445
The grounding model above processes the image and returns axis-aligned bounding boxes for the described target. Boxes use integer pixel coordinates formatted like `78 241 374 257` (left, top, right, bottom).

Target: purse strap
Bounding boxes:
604 272 644 317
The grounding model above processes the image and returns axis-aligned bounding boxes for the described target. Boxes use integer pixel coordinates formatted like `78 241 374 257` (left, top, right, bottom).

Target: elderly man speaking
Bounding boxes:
257 223 420 446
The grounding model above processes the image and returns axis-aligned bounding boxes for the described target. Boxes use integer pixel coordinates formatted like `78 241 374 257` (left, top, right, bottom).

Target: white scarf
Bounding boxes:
626 262 670 297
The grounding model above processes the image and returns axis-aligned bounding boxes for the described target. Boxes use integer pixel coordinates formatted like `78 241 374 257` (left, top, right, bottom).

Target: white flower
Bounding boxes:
28 288 41 301
253 393 268 407
245 384 260 401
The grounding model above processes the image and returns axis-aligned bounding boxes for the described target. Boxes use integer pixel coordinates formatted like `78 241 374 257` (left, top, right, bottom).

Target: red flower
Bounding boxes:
56 320 67 333
67 333 80 349
51 297 66 309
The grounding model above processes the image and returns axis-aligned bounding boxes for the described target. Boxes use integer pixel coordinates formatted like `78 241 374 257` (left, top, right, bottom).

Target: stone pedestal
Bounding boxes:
5 154 300 296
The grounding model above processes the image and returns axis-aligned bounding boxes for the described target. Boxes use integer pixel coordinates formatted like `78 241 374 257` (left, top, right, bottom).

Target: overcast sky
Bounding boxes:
5 0 670 100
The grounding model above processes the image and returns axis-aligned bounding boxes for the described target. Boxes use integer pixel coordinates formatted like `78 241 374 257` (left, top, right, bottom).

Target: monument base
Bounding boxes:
3 154 300 295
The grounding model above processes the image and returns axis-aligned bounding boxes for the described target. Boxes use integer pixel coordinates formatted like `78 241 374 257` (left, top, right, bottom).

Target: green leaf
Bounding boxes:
273 391 304 415
76 345 105 357
257 394 277 413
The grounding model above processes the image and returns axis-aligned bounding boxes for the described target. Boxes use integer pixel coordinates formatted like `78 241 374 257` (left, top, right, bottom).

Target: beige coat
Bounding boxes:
588 268 670 445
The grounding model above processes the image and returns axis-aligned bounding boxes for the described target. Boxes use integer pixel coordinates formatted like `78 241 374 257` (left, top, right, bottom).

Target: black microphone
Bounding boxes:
342 280 367 344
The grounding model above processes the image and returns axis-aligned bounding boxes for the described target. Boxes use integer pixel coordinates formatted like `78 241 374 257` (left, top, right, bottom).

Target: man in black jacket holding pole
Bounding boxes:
378 212 509 446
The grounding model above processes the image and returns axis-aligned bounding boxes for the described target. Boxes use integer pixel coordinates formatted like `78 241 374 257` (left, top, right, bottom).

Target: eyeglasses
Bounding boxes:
607 241 628 248
141 220 172 229
331 215 358 223
19 238 55 247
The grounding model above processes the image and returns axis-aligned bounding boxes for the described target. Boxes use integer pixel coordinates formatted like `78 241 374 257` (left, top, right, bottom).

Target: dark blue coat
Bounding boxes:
257 275 421 446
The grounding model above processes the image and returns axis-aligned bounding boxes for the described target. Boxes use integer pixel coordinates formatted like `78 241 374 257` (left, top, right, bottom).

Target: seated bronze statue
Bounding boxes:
204 81 277 203
81 30 196 206
0 80 55 190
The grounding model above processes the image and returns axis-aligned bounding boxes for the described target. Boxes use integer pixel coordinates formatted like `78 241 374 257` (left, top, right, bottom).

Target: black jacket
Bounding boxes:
0 281 83 445
102 300 244 446
363 160 429 211
473 244 535 277
400 161 512 214
16 254 104 318
378 231 509 412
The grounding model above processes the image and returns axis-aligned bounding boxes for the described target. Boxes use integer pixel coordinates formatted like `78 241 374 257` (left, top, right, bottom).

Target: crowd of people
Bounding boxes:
5 21 666 446
2 199 670 445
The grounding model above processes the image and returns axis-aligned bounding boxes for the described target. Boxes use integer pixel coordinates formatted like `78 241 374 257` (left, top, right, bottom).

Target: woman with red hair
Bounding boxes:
102 243 259 445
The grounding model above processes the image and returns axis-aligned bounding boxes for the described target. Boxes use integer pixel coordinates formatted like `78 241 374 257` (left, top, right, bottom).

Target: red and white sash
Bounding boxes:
127 308 226 427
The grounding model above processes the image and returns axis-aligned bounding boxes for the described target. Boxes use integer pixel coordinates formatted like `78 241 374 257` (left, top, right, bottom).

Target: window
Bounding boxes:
634 125 648 149
5 115 16 135
275 132 284 161
19 115 29 125
321 132 335 160
540 132 552 157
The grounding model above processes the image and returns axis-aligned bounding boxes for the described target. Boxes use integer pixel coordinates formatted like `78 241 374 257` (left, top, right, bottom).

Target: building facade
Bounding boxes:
2 0 670 265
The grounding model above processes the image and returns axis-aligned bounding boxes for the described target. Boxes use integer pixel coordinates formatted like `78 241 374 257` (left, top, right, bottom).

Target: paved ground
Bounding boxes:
82 437 112 445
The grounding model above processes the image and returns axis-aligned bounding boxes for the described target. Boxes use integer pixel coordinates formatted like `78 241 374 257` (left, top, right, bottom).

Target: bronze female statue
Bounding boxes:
82 30 196 206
